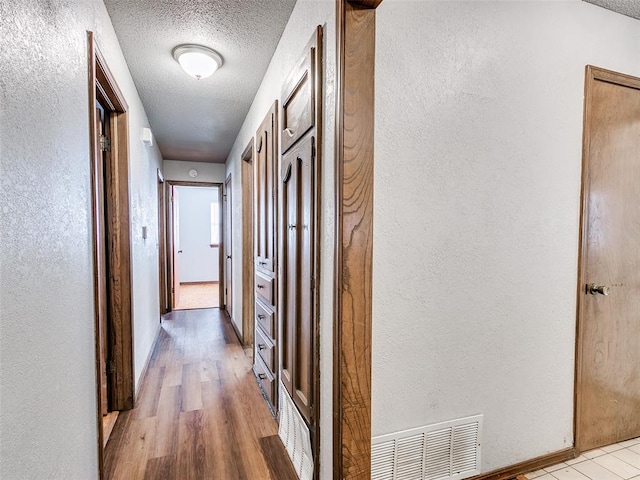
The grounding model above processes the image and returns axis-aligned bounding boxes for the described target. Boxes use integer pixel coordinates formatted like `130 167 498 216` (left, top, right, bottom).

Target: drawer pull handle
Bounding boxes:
259 261 267 266
258 373 267 380
258 344 266 351
284 127 295 137
257 314 265 319
257 284 264 289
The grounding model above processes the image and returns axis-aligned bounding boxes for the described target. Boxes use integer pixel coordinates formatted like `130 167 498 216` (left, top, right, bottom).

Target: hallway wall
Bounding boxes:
163 159 226 183
0 1 163 478
224 0 336 476
372 0 640 473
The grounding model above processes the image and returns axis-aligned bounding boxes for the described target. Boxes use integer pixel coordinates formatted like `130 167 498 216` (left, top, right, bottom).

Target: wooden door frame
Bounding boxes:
574 65 640 453
88 31 135 479
241 140 255 346
224 174 233 321
165 180 224 310
333 1 382 479
157 168 167 315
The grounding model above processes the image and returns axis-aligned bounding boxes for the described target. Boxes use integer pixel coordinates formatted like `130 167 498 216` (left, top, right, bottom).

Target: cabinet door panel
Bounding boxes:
280 136 314 423
281 48 315 154
255 104 277 274
294 136 314 421
280 150 298 397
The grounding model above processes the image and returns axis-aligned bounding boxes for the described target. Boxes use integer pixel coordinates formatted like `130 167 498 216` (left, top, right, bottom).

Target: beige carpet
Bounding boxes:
175 282 219 310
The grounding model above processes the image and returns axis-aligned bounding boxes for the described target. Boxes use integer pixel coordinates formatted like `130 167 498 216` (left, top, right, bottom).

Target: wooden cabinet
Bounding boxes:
281 46 315 154
280 135 315 423
279 28 321 428
253 102 278 414
254 104 277 274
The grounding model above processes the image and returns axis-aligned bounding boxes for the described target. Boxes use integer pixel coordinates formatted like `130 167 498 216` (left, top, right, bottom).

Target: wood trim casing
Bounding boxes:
89 30 135 480
573 65 640 453
88 31 105 480
224 174 232 320
165 180 224 310
333 2 380 479
157 168 167 315
241 139 255 346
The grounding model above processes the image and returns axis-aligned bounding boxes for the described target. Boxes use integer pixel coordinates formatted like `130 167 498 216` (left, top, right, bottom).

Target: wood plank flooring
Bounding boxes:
104 308 297 480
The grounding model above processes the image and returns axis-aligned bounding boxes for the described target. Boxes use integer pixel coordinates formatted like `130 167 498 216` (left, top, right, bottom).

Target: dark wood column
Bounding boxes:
334 1 382 479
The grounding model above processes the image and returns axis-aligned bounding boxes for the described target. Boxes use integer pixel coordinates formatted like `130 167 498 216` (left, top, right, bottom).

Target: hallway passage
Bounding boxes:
104 309 297 480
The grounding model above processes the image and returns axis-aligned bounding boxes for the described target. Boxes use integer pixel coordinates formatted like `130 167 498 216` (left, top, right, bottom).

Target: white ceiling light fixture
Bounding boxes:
172 44 223 80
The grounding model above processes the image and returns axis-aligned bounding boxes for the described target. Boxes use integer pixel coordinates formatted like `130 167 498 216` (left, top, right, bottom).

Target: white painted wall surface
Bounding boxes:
0 1 163 478
163 159 226 183
176 186 220 283
373 0 640 473
224 1 336 476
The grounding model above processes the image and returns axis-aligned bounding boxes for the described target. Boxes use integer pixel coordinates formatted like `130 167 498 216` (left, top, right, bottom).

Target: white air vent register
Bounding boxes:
372 415 483 480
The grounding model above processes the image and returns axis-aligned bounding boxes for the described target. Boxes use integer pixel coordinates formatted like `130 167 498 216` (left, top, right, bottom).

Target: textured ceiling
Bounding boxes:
583 0 640 20
104 0 297 163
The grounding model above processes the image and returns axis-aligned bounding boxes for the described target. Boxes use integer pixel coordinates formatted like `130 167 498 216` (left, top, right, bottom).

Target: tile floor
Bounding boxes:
526 437 640 480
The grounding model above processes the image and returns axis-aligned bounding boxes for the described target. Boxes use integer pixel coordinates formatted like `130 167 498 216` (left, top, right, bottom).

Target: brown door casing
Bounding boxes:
157 169 167 315
241 140 255 345
89 31 135 479
334 1 381 479
575 65 640 452
171 185 181 309
224 174 233 319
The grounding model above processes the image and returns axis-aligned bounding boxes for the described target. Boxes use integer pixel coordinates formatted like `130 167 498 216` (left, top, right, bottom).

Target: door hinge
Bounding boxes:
107 360 116 374
99 134 111 152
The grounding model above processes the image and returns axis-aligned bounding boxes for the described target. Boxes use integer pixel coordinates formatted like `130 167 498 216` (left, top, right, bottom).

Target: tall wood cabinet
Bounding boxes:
279 28 322 428
253 102 278 412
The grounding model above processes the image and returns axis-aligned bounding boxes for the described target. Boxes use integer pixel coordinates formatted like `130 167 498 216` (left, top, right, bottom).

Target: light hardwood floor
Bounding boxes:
104 308 297 480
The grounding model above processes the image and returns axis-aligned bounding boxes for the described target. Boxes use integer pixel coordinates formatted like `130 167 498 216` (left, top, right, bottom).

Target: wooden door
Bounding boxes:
576 66 640 451
95 101 109 416
281 136 315 423
225 176 233 318
172 186 181 308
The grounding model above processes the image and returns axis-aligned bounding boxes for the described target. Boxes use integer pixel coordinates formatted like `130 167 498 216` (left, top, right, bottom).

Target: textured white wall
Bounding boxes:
0 0 163 478
373 0 640 473
176 186 220 283
163 159 226 183
224 1 336 476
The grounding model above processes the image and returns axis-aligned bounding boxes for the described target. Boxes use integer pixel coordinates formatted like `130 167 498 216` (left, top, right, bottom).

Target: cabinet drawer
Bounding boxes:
255 272 274 305
256 300 275 339
255 327 275 373
281 46 315 153
253 356 276 409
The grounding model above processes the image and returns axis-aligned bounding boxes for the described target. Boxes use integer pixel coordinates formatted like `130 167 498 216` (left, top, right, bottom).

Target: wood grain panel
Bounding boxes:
241 140 255 346
334 2 380 479
575 66 640 452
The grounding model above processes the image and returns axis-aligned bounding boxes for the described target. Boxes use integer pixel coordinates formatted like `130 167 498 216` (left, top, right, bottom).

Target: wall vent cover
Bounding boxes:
278 384 313 480
372 415 483 480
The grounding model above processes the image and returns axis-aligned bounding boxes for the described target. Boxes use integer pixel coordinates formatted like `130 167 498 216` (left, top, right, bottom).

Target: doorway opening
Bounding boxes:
166 181 224 311
88 32 135 473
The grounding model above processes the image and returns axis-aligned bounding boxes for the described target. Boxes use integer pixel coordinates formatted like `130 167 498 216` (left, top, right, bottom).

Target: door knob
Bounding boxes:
226 255 231 259
588 284 610 296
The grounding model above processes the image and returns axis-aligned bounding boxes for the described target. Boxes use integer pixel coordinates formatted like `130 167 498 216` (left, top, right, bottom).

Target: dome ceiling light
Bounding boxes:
172 44 223 80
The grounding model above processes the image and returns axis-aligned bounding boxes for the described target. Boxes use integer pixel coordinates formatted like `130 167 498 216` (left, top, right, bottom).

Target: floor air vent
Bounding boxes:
278 384 313 480
372 415 483 480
